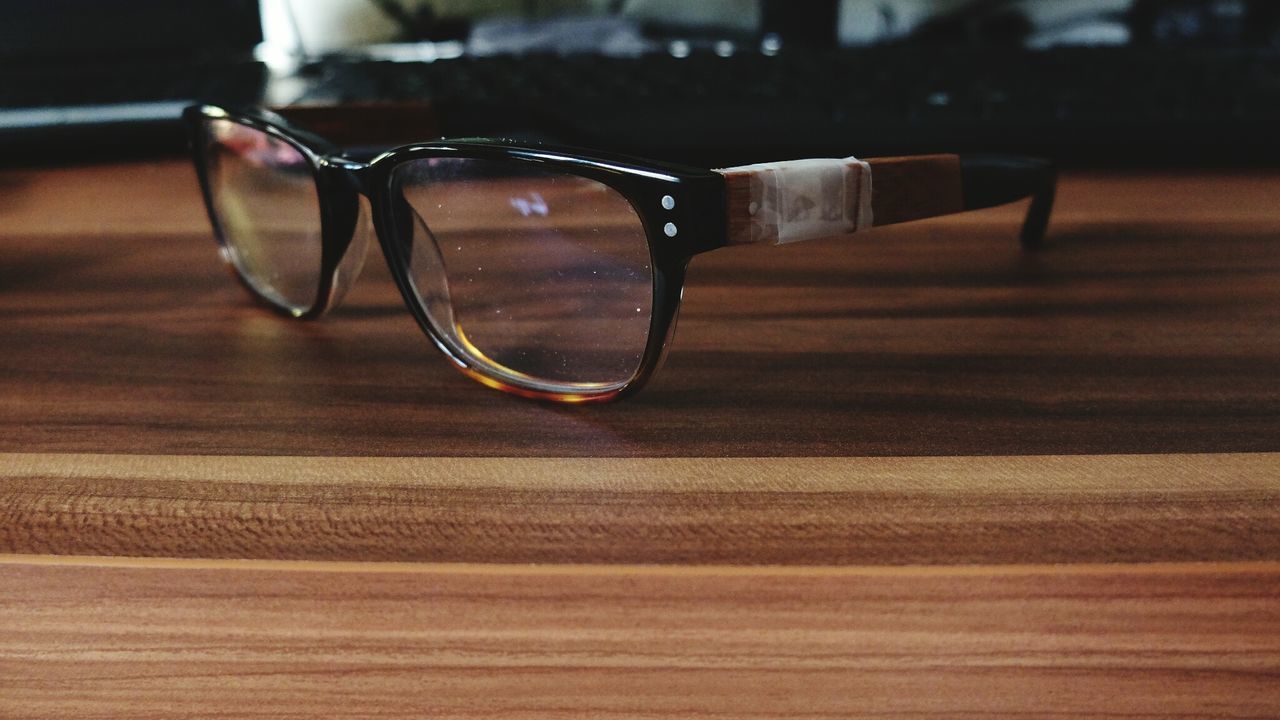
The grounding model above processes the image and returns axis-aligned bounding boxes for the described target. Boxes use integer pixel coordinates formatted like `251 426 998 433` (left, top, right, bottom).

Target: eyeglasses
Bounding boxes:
185 104 1056 403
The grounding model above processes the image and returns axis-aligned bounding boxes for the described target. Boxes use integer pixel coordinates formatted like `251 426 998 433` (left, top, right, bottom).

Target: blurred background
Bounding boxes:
2 0 1279 165
258 0 1131 53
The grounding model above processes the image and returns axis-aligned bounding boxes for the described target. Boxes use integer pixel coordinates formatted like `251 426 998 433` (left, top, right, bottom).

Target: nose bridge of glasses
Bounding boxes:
305 157 379 316
319 155 374 194
320 194 374 314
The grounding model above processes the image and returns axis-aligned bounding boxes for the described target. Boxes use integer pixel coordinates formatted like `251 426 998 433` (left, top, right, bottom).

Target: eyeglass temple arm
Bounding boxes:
959 155 1057 249
717 154 1056 249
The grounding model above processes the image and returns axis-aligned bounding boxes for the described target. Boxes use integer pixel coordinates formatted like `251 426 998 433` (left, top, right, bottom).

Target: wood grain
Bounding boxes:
1 162 1278 456
3 557 1279 719
2 159 1279 718
3 452 1278 564
867 154 965 227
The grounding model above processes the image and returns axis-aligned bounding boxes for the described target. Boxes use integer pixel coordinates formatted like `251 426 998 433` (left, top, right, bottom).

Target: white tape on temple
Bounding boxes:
719 157 873 245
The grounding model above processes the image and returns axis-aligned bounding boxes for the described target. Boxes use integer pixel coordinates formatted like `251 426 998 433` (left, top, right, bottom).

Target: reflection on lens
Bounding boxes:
202 118 322 314
390 157 654 394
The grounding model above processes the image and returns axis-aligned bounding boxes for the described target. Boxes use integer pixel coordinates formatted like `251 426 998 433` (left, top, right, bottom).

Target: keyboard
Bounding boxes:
297 45 1280 166
4 45 1279 166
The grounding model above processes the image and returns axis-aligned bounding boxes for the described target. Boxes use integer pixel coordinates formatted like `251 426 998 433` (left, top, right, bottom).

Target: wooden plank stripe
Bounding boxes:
4 452 1278 491
3 453 1277 566
2 559 1278 718
3 553 1280 577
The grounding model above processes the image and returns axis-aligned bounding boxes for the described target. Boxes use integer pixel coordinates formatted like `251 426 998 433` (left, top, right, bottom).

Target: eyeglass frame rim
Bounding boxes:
184 103 730 403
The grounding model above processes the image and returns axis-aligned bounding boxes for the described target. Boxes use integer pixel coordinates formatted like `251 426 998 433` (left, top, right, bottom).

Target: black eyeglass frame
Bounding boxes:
185 103 731 402
187 104 1056 402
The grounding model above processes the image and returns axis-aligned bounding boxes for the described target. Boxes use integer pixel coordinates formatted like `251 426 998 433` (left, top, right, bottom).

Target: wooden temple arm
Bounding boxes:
718 154 1056 249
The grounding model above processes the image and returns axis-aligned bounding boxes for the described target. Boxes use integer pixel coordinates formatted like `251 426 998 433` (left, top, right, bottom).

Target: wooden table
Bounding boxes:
1 159 1278 718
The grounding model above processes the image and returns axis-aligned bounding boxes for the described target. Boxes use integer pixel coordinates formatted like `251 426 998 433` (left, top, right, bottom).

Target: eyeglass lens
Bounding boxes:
390 157 655 394
202 118 324 315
